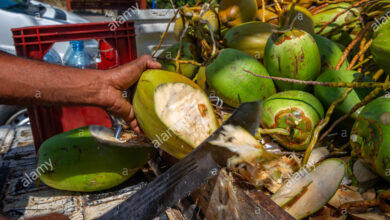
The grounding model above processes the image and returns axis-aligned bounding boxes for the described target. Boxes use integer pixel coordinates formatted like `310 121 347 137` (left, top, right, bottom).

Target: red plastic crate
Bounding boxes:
12 21 137 151
66 0 146 11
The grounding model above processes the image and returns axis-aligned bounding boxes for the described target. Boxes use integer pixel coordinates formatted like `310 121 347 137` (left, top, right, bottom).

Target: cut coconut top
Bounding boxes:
307 147 330 165
284 159 346 220
271 169 313 208
154 83 217 147
209 125 274 165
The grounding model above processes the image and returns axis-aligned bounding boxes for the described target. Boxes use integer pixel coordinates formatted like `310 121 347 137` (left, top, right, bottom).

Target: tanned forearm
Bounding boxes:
0 51 161 133
0 51 105 107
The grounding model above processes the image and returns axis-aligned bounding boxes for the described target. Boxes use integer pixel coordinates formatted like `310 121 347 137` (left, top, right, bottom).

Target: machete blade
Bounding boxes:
98 101 262 220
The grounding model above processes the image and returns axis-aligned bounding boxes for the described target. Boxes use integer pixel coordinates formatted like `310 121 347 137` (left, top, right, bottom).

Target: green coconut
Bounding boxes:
206 48 276 108
133 70 219 159
371 20 390 74
350 96 390 182
312 3 360 46
158 42 200 79
264 29 321 91
314 70 372 119
312 34 349 72
223 21 275 59
38 126 153 192
279 4 314 34
261 90 325 150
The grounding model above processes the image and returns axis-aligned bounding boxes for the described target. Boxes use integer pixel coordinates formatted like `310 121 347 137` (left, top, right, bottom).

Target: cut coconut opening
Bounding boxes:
154 83 216 147
284 159 346 219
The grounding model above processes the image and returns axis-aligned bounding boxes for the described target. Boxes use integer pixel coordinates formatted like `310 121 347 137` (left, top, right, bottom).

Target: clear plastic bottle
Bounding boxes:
43 48 62 65
63 41 93 69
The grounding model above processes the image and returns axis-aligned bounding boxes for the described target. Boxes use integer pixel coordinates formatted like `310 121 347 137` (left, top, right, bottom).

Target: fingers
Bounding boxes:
104 55 161 135
137 55 162 70
113 55 161 89
108 99 143 135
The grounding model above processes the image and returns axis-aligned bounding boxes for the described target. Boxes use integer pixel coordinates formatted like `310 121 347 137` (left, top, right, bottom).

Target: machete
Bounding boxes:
98 101 263 220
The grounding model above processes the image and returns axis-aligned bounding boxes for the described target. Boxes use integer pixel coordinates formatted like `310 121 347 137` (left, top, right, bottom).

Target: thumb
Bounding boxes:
133 55 162 73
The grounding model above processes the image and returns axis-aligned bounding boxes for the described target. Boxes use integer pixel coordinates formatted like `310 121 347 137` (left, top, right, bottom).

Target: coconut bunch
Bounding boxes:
141 0 390 218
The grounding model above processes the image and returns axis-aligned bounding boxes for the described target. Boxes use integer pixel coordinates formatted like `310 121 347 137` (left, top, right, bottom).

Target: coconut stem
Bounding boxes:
200 19 217 59
316 0 372 35
347 39 373 70
262 0 266 22
272 15 299 34
319 74 390 143
156 57 203 66
351 56 372 70
321 15 360 39
315 0 355 3
302 87 354 166
242 68 390 89
152 9 180 58
357 38 366 72
335 23 371 70
310 3 329 15
273 0 282 13
259 127 291 136
373 69 385 81
175 18 190 73
194 0 201 7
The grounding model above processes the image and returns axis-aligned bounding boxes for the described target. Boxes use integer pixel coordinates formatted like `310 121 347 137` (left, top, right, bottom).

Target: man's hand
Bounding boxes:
0 52 160 134
99 55 161 133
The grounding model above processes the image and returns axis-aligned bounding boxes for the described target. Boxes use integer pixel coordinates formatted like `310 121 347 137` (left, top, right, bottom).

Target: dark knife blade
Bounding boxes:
98 101 263 220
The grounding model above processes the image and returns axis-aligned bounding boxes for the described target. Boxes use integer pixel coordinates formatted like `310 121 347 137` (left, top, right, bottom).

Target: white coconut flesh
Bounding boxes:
209 125 272 165
154 83 217 147
284 159 346 219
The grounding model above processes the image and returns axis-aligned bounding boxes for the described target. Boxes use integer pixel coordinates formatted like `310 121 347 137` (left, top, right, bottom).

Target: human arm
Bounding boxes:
0 52 161 133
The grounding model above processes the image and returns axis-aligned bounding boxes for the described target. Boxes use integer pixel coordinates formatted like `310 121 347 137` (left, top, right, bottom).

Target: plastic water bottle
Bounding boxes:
64 41 93 69
43 48 62 65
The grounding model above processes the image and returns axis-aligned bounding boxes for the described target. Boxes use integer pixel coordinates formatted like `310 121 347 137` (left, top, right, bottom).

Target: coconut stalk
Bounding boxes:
152 9 180 58
243 69 390 89
346 38 372 70
302 87 354 165
335 24 371 70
